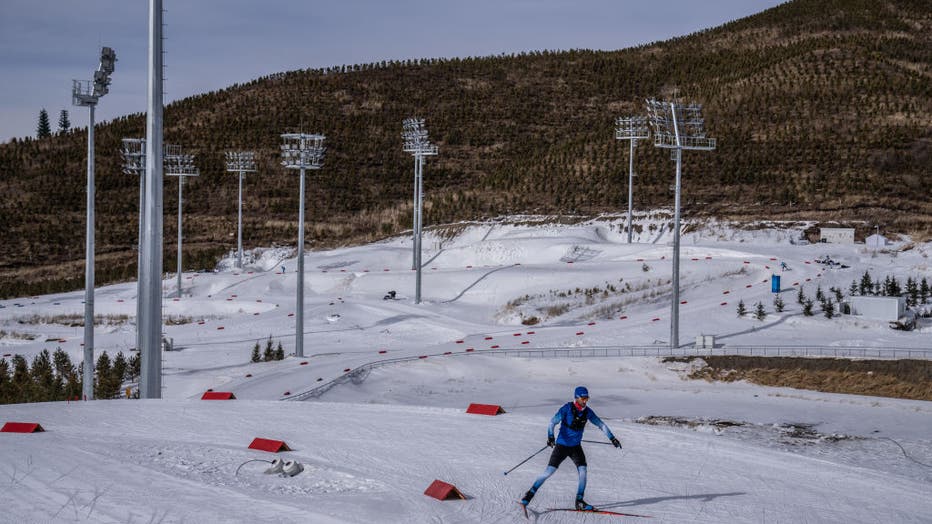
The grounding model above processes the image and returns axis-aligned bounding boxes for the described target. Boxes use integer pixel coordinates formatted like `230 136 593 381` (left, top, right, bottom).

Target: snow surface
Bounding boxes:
1 215 931 523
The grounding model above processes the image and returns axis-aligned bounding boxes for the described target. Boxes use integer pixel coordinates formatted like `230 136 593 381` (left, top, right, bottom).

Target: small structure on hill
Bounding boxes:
846 296 905 322
820 227 855 244
865 234 888 249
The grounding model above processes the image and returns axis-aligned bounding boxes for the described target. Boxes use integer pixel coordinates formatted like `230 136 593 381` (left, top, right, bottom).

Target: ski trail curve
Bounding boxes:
442 264 519 303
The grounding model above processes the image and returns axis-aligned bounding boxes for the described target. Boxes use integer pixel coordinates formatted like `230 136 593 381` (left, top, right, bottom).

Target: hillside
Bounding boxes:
0 0 930 298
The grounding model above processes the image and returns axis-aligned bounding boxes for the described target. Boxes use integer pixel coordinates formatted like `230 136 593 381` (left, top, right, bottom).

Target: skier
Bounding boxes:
520 386 621 511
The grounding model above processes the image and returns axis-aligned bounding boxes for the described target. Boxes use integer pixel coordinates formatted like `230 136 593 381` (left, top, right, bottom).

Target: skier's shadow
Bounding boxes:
599 491 746 509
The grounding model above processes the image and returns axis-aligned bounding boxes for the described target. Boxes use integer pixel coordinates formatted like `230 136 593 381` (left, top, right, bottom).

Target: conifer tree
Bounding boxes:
822 298 835 319
815 285 825 303
94 352 112 399
755 302 766 320
774 294 785 312
263 336 274 362
64 367 82 401
251 342 261 363
797 285 806 304
274 341 285 360
736 300 747 317
859 271 873 295
11 355 32 402
831 286 844 303
905 277 918 308
36 109 52 138
128 353 142 382
51 371 65 401
848 280 858 297
111 352 128 396
53 349 82 401
0 358 9 404
30 350 55 402
921 278 930 305
803 299 814 316
890 276 902 296
57 109 70 133
52 348 73 377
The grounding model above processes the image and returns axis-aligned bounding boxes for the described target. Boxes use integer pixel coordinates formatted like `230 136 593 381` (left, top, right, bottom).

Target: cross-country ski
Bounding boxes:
545 508 652 518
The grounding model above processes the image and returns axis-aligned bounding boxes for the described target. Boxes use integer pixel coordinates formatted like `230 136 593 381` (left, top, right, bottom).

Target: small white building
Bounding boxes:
865 234 888 249
820 227 855 244
847 296 906 322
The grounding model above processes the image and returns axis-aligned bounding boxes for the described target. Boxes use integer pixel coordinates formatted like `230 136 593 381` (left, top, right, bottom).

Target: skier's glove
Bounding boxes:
610 437 622 449
547 436 555 447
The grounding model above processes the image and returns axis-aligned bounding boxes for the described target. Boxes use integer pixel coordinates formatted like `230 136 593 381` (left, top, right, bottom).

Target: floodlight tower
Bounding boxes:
280 133 326 358
402 118 438 304
225 151 257 269
72 46 116 401
139 0 164 399
615 116 650 243
164 146 199 298
646 98 716 349
120 138 146 356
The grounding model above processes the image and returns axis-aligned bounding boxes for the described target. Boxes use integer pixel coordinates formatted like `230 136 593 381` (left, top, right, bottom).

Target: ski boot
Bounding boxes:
520 490 535 506
575 497 594 511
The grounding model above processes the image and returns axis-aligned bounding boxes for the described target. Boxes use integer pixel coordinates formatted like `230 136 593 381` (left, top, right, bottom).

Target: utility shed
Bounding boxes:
866 234 888 249
820 228 855 244
847 296 906 321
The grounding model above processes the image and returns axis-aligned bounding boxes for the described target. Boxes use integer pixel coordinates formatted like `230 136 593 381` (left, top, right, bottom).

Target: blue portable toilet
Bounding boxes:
771 274 781 293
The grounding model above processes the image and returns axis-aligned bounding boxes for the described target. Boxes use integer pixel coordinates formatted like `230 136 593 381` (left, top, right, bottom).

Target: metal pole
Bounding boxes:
82 104 95 400
296 164 305 358
670 102 682 350
176 176 183 297
627 138 635 244
415 154 423 303
135 160 145 360
412 154 419 270
237 170 243 269
140 0 164 398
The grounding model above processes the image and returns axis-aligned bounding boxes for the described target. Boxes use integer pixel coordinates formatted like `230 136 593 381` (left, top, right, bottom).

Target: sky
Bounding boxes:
0 1 786 143
0 217 930 522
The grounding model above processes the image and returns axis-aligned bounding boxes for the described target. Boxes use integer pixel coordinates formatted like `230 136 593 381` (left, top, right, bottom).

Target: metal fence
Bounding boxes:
282 344 932 402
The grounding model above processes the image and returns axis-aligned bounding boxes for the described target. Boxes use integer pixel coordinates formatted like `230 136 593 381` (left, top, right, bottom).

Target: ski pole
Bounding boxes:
503 445 549 476
581 439 613 446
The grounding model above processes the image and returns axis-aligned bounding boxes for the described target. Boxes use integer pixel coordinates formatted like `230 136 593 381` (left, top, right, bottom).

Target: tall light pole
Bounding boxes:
225 151 257 269
120 138 146 357
139 0 164 399
646 98 716 349
615 116 650 244
280 133 326 358
402 118 438 304
164 146 199 298
72 46 116 400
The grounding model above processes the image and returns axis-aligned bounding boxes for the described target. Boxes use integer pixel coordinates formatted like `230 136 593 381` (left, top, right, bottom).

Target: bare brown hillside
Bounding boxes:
0 0 929 298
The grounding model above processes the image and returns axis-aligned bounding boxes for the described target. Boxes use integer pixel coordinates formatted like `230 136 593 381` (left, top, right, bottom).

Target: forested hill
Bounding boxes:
1 0 929 298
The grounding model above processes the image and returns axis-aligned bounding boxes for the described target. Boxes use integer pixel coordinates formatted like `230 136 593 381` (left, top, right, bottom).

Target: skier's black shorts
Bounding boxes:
547 444 587 468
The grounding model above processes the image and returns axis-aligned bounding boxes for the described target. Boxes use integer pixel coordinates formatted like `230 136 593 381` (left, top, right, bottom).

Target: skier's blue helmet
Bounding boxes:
574 386 589 399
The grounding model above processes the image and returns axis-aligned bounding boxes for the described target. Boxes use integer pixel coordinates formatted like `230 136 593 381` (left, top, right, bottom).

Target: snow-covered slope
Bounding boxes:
1 216 930 523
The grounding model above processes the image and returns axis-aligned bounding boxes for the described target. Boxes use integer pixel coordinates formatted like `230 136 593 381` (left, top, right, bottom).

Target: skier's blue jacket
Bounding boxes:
548 401 614 446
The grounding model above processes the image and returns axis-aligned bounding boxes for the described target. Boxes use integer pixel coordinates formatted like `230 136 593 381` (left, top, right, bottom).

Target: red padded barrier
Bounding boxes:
201 391 236 400
466 403 506 416
248 438 291 452
1 422 44 433
424 479 466 500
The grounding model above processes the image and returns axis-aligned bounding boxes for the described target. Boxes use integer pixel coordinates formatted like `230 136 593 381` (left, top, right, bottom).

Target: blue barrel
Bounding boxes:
771 274 781 293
